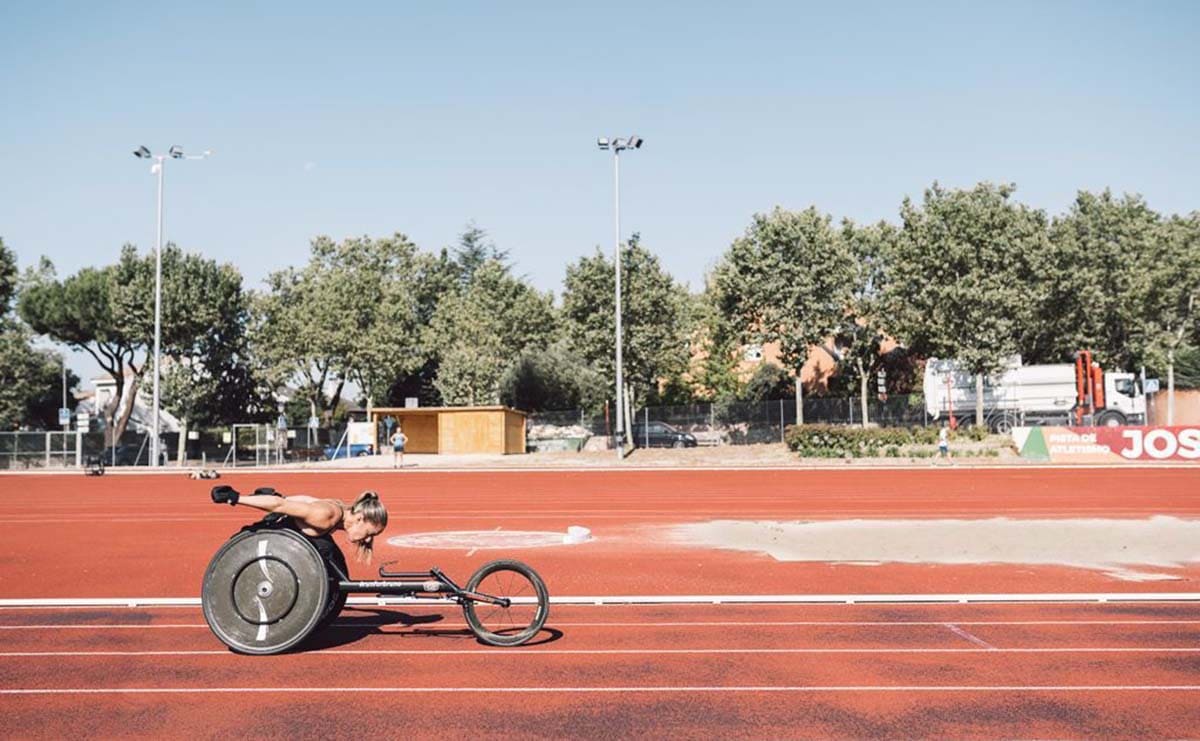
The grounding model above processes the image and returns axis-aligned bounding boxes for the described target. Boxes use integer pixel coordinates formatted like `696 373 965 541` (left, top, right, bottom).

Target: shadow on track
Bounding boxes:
297 607 562 651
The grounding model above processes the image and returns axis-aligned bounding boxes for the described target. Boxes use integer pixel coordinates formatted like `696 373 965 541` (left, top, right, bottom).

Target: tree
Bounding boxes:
712 206 857 424
561 236 692 409
159 261 269 460
253 233 430 420
453 222 509 286
1140 213 1200 423
0 237 15 310
740 362 792 402
691 283 743 402
498 341 602 412
836 220 899 426
882 183 1050 426
19 244 243 443
1028 190 1160 368
428 259 556 405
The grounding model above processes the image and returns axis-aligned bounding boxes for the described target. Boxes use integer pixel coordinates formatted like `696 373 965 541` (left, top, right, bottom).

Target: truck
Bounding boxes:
923 350 1146 433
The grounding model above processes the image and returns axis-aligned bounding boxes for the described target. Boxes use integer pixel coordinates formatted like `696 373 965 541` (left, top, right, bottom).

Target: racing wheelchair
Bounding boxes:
201 486 550 655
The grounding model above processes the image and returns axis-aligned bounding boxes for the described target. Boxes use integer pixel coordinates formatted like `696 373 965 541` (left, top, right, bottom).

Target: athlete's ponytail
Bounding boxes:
350 490 388 562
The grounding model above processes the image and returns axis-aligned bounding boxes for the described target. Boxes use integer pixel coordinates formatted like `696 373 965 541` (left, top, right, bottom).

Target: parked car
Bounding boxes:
323 443 374 460
630 422 698 449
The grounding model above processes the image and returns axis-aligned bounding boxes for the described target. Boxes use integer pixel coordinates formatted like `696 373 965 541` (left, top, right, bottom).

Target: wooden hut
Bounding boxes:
369 406 527 455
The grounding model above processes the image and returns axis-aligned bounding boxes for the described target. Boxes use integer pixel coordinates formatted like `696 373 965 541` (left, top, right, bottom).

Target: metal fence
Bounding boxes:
528 394 932 447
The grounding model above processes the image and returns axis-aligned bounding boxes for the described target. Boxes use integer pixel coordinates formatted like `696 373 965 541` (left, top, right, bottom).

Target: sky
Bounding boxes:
2 1 1198 381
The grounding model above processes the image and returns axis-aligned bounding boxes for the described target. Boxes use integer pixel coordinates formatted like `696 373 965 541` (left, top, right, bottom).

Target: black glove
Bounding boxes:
254 487 281 497
211 485 240 506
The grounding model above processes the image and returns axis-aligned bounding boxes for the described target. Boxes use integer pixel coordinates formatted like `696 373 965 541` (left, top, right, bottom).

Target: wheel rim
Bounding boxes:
467 568 546 642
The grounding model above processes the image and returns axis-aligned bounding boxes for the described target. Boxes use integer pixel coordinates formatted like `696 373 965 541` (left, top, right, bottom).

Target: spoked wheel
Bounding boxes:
462 560 549 646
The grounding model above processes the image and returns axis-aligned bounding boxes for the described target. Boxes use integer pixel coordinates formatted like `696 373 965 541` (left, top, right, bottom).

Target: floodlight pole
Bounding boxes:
598 136 641 459
133 146 210 467
612 148 625 459
151 154 165 468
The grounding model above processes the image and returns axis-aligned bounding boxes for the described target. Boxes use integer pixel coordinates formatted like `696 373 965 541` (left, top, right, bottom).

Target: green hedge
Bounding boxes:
784 424 987 457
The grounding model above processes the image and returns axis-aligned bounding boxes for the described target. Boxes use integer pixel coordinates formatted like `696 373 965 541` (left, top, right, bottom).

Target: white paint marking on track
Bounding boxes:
3 592 1199 608
1 618 1199 631
2 647 1199 658
945 623 997 650
4 685 1200 695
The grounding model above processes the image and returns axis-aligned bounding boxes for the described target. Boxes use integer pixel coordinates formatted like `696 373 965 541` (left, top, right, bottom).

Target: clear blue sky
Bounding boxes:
2 1 1198 380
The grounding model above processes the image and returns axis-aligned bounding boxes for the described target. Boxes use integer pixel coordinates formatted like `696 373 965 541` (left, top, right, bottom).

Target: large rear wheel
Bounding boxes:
462 560 549 647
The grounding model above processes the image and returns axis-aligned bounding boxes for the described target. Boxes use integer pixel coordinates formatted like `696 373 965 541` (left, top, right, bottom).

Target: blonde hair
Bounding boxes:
348 490 388 562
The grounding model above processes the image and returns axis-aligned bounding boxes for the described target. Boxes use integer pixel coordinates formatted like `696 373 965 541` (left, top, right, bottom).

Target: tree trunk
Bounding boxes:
111 374 141 443
857 359 869 429
329 379 345 420
975 373 985 428
177 418 188 466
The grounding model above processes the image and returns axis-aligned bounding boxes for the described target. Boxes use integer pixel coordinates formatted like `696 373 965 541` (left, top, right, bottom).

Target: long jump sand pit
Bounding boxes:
670 516 1200 581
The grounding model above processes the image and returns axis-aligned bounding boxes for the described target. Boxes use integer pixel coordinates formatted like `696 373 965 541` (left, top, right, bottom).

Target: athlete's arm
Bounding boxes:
236 494 340 531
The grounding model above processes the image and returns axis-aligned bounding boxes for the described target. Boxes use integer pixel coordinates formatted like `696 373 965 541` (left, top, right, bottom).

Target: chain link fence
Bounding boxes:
528 394 932 449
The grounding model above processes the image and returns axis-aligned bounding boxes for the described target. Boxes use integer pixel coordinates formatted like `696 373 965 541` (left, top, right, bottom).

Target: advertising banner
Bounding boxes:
1013 426 1200 463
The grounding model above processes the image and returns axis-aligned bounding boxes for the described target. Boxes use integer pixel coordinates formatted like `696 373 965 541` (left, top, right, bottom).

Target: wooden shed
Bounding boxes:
369 406 527 455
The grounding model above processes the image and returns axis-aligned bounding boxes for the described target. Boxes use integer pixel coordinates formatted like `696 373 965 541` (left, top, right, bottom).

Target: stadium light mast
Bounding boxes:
597 135 643 459
131 144 212 467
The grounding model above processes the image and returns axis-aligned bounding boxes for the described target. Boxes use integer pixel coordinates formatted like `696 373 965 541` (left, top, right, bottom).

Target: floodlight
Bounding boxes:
597 137 610 150
629 136 643 149
133 145 151 159
169 145 184 159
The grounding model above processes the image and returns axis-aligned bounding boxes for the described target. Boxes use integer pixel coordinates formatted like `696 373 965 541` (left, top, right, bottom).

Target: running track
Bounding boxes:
1 467 1198 738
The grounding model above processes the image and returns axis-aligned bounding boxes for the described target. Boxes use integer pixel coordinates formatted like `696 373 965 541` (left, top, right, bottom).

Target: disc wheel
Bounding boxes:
463 560 549 647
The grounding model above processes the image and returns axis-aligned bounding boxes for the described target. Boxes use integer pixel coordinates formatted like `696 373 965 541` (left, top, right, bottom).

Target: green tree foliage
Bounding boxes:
428 259 556 405
19 245 246 441
160 260 268 442
740 362 792 402
691 283 743 402
0 238 76 429
253 234 430 418
1140 213 1200 403
561 236 692 406
498 341 602 412
714 207 857 377
0 326 71 429
883 183 1050 424
836 220 899 424
0 238 15 310
1029 191 1160 367
453 222 509 286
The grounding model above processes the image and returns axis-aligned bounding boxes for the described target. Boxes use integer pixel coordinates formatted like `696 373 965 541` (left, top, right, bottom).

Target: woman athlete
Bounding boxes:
212 486 388 562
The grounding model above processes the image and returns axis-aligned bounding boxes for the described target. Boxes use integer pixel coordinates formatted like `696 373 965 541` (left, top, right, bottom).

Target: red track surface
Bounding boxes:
1 467 1198 738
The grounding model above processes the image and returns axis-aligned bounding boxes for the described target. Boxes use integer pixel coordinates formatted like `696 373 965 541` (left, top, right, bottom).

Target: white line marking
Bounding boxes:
1 647 1198 658
2 619 1199 631
4 685 1200 695
945 623 997 650
2 592 1198 608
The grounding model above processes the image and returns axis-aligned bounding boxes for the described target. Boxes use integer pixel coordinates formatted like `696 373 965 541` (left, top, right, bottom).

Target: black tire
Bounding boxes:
463 560 549 647
673 439 686 449
989 413 1017 435
316 542 349 631
1097 410 1126 427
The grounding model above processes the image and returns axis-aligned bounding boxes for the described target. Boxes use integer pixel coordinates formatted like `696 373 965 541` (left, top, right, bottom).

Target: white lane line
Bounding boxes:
2 619 1198 631
3 592 1199 608
945 623 997 650
2 647 1200 658
4 685 1200 695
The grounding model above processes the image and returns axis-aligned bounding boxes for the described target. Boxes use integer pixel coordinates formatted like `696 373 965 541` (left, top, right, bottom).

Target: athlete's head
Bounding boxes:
344 490 388 562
